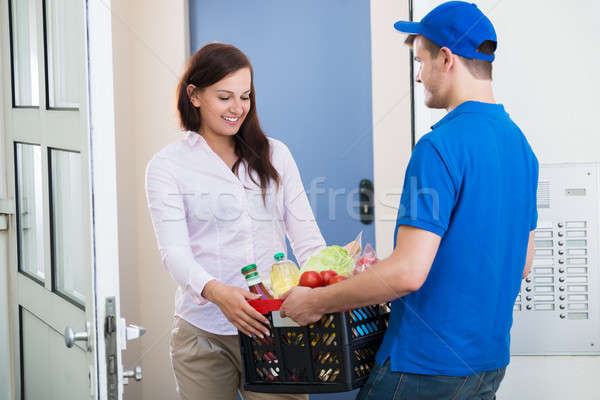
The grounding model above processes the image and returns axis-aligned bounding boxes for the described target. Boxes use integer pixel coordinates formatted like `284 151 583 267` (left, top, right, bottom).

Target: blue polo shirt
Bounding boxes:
375 101 538 375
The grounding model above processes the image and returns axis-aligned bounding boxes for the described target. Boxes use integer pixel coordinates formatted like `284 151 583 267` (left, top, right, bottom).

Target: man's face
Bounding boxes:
413 36 447 109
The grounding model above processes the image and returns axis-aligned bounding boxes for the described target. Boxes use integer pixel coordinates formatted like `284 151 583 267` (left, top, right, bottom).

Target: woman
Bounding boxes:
145 43 325 400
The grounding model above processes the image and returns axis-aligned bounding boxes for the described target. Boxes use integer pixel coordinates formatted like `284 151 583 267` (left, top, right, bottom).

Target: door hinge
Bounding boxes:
0 199 14 232
0 198 15 215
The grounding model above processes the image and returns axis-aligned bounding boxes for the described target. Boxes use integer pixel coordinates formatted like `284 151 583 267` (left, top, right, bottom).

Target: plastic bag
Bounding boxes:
353 243 378 275
343 231 363 262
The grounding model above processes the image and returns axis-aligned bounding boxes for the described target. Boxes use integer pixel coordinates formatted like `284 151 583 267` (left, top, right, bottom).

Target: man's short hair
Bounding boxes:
405 34 495 80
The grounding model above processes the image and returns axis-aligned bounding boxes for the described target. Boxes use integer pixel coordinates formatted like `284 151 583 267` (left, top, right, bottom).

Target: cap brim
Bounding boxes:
393 20 422 34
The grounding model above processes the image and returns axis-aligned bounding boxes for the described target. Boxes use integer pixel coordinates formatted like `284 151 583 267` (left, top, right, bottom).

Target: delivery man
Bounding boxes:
280 2 538 398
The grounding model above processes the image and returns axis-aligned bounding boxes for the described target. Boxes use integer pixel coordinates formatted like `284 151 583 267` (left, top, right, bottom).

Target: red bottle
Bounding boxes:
245 271 274 299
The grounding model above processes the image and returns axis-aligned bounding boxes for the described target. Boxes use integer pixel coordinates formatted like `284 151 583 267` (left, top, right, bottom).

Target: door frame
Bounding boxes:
86 0 124 398
0 18 14 396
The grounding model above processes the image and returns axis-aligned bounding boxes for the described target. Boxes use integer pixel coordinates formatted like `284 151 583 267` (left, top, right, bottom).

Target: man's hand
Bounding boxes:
279 286 325 326
523 230 535 279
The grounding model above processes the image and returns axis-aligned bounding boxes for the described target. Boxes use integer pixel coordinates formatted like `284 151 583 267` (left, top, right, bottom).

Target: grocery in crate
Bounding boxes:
238 235 389 394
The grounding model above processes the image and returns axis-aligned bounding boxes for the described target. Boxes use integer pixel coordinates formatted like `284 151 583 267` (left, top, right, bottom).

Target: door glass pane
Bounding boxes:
15 143 45 282
45 0 80 109
49 149 85 306
9 0 40 107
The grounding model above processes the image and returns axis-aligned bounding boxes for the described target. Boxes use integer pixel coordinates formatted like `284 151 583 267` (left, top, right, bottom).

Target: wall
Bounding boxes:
111 0 600 398
371 0 412 258
397 1 600 399
111 0 189 398
489 0 600 397
111 1 141 398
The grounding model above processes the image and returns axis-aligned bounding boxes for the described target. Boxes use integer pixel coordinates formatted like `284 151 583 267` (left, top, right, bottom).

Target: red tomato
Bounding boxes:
299 271 324 288
328 275 347 285
319 270 338 285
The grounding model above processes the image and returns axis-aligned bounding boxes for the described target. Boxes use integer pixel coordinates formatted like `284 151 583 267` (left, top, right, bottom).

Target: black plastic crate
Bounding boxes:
240 301 390 394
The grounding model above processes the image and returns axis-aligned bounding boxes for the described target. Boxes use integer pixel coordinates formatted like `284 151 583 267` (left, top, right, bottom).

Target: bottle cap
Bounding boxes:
241 264 257 274
274 252 285 261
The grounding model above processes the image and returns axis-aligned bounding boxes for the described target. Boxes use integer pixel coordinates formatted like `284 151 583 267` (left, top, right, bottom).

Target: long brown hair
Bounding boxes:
176 43 280 199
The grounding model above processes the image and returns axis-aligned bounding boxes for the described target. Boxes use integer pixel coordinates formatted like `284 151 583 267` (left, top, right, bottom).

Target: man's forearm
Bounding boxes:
280 227 439 325
312 255 414 314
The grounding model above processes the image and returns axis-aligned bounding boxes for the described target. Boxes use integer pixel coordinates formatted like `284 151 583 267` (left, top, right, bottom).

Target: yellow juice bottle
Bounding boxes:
269 252 300 298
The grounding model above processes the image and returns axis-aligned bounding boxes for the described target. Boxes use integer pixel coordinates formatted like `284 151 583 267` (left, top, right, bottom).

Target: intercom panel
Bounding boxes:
511 163 600 355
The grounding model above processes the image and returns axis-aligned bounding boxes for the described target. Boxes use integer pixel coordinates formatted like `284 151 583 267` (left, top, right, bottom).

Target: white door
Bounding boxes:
0 1 137 399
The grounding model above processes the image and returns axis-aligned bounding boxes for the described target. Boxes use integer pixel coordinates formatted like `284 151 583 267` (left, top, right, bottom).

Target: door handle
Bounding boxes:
64 321 91 351
359 179 374 225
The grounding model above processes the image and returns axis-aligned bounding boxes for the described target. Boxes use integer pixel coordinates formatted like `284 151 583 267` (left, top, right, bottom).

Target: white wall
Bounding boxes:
111 1 141 398
487 1 600 397
414 0 600 164
371 0 413 258
372 0 600 399
111 0 189 398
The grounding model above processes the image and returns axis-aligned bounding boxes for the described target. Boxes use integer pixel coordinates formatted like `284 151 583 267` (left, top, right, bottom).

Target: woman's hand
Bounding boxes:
202 280 271 338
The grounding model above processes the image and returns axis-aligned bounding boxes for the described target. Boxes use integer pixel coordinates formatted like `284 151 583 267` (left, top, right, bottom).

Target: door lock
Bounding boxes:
123 366 142 384
359 179 374 225
126 323 146 341
118 318 146 350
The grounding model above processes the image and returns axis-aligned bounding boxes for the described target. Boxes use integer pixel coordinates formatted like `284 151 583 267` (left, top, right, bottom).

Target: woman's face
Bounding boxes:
188 67 252 138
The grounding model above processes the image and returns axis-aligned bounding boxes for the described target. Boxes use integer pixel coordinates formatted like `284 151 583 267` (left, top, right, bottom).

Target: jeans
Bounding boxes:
356 359 506 400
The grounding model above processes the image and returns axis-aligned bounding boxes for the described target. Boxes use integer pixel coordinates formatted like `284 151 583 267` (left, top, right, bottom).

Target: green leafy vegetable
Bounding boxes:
300 245 354 277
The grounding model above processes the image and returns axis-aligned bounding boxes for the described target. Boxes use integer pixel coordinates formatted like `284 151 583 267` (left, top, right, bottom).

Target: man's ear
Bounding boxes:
439 47 455 72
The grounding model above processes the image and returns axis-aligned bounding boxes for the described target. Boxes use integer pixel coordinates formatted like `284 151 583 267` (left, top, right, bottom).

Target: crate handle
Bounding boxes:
248 299 283 314
271 311 300 328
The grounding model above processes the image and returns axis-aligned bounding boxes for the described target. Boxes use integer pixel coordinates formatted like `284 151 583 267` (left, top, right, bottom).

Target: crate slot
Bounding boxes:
310 331 339 347
314 350 341 365
315 367 342 382
281 331 305 347
286 366 309 382
354 363 373 378
257 366 281 381
352 320 385 339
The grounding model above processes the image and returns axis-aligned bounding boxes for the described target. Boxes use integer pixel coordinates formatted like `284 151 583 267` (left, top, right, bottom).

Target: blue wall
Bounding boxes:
189 0 375 252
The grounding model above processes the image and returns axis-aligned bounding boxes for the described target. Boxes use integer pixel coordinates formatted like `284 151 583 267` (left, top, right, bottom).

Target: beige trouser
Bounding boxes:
170 316 308 400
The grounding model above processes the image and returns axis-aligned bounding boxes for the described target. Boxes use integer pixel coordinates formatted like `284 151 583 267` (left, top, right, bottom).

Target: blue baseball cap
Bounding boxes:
394 1 497 61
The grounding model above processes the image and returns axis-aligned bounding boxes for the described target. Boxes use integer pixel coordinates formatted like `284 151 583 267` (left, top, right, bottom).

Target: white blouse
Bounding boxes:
145 131 326 335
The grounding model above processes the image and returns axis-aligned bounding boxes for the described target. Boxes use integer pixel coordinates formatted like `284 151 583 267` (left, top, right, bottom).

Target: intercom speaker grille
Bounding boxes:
537 181 551 209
